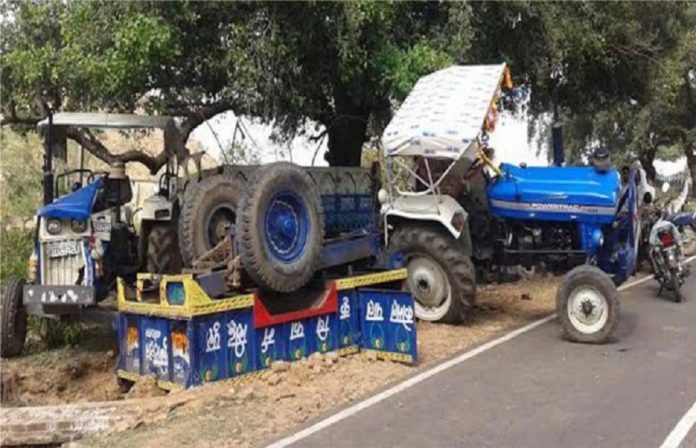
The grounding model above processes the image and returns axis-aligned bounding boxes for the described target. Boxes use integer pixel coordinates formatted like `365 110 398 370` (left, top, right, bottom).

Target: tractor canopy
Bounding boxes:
488 163 622 223
38 178 102 220
37 113 174 130
381 63 510 159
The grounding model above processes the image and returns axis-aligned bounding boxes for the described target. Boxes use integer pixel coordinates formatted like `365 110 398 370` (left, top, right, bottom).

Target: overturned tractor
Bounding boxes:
177 162 381 293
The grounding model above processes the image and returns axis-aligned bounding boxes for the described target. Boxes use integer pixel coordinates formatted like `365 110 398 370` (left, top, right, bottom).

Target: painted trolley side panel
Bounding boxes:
358 289 417 363
116 270 414 390
337 289 361 350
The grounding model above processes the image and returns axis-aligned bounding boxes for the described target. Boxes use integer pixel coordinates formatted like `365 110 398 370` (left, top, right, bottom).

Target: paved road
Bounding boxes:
289 268 696 448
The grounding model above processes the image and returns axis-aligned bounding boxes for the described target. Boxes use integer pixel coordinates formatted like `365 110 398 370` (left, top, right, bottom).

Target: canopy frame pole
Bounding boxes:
422 158 441 214
392 157 459 198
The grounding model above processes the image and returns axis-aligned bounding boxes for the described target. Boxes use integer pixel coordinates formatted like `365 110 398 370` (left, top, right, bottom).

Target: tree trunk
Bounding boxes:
639 146 657 182
686 143 696 198
325 115 368 166
325 88 369 167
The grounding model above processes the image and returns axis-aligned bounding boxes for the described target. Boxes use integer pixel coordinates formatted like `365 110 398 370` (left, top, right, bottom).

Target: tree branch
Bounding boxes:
177 101 235 140
66 128 168 174
0 115 40 126
0 101 42 126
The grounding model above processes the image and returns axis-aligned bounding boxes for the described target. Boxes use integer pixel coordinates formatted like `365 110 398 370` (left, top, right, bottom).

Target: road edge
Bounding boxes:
267 256 696 448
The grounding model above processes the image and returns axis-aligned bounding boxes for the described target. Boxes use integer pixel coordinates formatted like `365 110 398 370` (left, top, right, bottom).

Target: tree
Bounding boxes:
649 22 696 193
2 1 693 175
1 1 255 171
467 2 691 160
1 1 471 168
234 2 473 166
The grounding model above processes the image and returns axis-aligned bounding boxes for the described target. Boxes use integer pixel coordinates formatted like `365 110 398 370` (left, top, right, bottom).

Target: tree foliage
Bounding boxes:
471 2 694 181
1 0 694 183
1 1 470 168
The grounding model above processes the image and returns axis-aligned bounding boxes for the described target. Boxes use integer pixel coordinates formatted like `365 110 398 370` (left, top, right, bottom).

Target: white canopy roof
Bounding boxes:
382 63 507 159
37 112 174 130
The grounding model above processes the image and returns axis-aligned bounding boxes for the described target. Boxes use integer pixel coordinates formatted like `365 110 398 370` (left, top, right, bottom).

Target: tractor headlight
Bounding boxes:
71 219 88 233
46 218 62 235
591 228 604 249
377 188 389 204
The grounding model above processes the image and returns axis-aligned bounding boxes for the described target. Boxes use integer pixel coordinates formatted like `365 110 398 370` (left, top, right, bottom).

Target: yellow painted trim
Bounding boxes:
118 274 254 318
118 269 406 318
362 349 414 364
335 269 407 290
117 369 185 391
337 345 360 356
116 369 140 383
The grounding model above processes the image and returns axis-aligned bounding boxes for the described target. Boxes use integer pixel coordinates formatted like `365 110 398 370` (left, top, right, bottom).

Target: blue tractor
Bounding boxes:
380 64 642 343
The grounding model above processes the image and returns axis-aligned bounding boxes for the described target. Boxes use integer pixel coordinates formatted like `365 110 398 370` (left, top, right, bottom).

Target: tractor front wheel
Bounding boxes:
557 265 619 344
1 277 28 358
389 226 476 324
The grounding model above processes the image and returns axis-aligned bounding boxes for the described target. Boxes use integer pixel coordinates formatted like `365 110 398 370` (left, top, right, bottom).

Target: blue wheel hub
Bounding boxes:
264 190 309 263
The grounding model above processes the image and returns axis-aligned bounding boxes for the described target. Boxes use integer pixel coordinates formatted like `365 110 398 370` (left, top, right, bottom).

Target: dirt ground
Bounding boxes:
1 275 560 447
1 321 122 407
2 278 558 447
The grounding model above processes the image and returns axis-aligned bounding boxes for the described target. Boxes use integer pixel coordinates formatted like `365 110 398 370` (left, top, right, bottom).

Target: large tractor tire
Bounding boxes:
556 264 619 344
1 278 28 358
179 174 242 266
389 225 476 324
146 225 182 274
237 162 324 293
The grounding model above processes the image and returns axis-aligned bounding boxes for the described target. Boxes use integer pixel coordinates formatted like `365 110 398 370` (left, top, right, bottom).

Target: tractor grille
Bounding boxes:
40 240 87 286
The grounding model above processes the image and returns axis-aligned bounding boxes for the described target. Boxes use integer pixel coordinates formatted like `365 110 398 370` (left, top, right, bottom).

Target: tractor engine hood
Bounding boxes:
38 179 102 221
487 163 621 223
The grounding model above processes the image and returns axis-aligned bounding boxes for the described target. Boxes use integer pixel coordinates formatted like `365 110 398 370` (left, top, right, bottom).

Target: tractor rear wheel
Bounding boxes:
557 265 619 344
146 225 182 274
389 225 476 324
178 174 242 266
237 162 324 293
1 277 27 358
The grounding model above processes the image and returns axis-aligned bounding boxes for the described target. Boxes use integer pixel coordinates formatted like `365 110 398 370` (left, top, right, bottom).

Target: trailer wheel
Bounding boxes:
146 225 182 274
557 265 619 344
237 162 324 293
179 174 242 266
1 278 27 358
389 226 476 324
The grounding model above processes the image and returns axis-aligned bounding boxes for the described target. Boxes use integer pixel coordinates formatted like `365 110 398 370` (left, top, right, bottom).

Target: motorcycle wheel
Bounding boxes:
671 270 683 303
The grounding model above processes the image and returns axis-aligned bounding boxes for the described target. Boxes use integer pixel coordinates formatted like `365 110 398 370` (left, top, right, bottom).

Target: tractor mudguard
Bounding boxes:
384 195 472 256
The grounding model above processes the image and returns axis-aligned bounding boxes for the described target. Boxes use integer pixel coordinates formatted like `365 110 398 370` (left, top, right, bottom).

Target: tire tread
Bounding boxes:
237 162 324 292
556 264 619 344
390 225 476 324
1 277 27 357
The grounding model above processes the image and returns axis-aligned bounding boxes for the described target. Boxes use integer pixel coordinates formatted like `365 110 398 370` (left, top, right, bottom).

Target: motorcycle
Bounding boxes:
648 216 690 302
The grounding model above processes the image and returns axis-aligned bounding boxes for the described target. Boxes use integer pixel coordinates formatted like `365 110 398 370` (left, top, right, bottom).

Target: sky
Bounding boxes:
191 111 549 168
191 112 686 176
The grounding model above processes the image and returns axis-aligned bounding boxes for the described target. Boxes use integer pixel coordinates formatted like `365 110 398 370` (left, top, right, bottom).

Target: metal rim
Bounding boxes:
567 285 609 334
407 253 452 321
205 205 236 249
263 190 309 263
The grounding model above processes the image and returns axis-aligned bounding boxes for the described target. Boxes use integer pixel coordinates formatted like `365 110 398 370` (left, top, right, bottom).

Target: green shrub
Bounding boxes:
0 226 34 286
